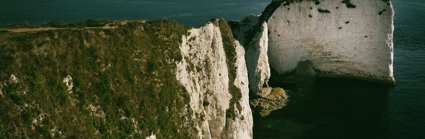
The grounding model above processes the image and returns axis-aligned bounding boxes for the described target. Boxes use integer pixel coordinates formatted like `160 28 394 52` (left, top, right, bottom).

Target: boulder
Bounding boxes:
250 87 289 117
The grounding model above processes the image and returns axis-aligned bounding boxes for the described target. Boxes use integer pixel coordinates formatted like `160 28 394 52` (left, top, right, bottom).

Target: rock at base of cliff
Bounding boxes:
250 87 288 117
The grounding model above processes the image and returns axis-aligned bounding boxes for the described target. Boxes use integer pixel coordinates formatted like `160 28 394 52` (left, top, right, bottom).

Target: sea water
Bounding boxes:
0 0 269 27
255 0 425 138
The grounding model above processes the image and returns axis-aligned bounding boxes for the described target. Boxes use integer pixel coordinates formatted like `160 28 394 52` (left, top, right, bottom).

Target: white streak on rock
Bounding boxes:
145 134 156 139
63 75 73 93
9 74 19 84
86 104 105 119
0 82 3 97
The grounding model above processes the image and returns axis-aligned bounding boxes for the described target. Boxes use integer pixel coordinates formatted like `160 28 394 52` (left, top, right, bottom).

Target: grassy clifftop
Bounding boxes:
0 20 196 138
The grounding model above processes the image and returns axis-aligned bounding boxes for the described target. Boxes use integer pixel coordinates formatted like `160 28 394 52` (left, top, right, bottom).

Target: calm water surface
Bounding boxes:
0 0 424 138
255 0 425 138
0 0 269 27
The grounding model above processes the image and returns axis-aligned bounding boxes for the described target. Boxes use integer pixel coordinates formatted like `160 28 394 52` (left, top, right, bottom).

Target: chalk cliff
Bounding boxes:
176 19 252 139
229 15 272 95
0 0 397 138
0 20 252 138
251 0 395 84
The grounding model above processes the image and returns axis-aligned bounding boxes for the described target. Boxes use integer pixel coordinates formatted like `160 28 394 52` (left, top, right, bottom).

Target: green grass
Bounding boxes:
0 20 196 138
0 19 114 29
215 19 243 120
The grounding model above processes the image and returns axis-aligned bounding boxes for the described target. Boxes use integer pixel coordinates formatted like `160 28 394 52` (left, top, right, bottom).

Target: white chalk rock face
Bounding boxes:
267 0 395 84
176 20 253 139
246 22 271 94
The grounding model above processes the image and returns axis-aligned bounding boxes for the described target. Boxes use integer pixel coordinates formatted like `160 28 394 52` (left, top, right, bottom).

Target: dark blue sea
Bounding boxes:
0 0 424 138
0 0 269 27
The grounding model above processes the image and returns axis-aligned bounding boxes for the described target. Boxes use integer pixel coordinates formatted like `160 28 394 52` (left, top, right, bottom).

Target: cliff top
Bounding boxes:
0 20 198 138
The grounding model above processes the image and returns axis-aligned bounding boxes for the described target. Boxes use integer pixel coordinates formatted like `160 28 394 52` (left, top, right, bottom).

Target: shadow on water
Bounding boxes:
254 77 393 139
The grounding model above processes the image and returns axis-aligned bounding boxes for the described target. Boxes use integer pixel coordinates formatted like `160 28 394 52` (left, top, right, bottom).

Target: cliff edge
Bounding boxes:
0 20 252 138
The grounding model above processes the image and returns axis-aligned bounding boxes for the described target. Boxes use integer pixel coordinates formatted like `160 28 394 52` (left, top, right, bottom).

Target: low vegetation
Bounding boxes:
44 19 112 28
0 19 114 29
0 20 197 138
215 19 243 120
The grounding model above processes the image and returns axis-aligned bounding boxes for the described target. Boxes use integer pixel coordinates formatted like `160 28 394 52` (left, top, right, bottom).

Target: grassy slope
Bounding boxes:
216 19 243 120
0 20 197 138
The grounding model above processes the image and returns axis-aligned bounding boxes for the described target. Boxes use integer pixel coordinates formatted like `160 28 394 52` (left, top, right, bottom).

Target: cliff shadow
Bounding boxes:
254 76 393 139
